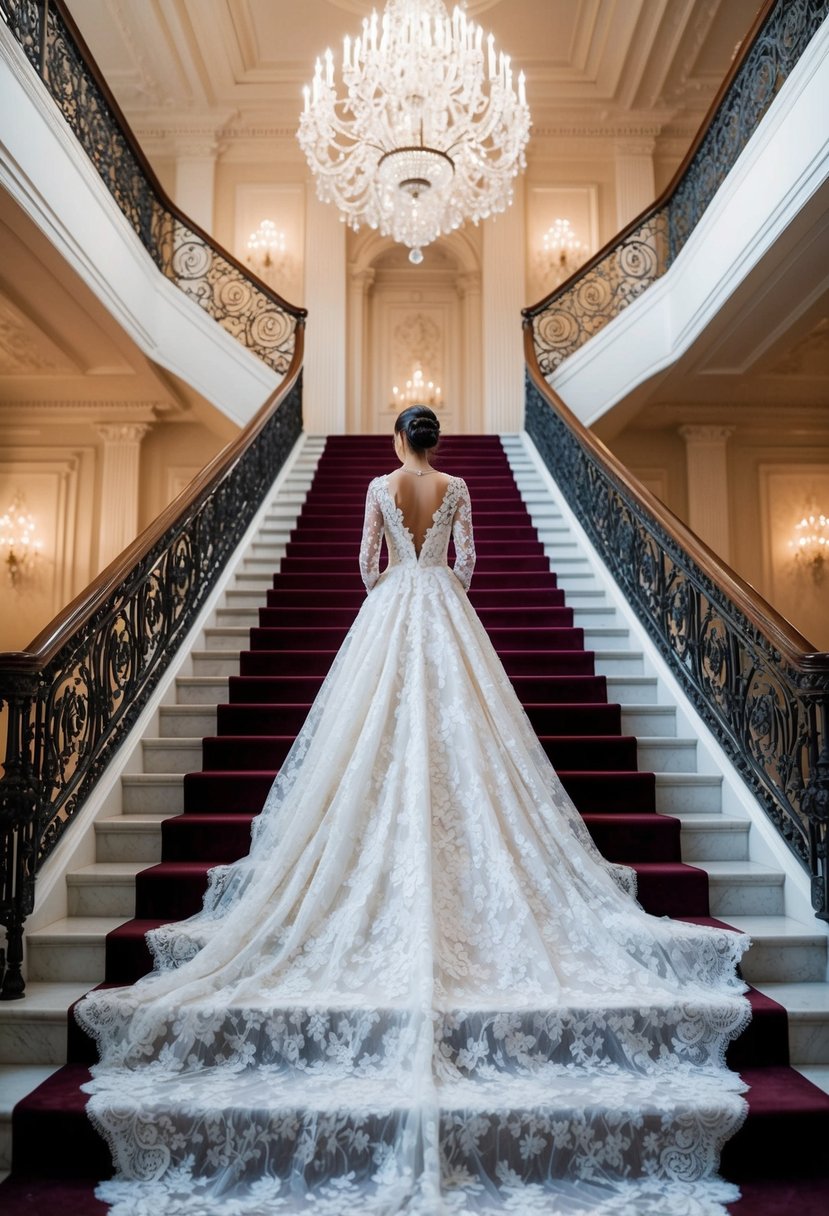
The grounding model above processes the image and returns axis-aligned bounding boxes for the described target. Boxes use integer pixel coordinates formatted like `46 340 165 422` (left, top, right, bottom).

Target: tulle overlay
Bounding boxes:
76 476 752 1213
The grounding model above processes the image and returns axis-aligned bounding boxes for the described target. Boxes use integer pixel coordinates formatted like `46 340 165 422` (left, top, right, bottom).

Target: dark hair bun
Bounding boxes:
406 415 439 451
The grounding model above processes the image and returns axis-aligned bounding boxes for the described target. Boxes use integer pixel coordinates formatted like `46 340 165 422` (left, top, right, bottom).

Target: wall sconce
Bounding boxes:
0 492 44 590
537 217 587 289
789 508 828 583
391 366 442 409
245 219 291 284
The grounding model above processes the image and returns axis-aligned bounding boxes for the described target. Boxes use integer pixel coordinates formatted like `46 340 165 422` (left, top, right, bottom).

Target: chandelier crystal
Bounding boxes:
297 0 531 263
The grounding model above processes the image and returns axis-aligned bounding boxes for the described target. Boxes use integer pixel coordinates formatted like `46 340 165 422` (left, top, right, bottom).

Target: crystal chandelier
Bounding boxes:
391 365 442 407
790 508 829 582
539 218 587 288
245 220 290 282
0 491 44 589
297 0 530 264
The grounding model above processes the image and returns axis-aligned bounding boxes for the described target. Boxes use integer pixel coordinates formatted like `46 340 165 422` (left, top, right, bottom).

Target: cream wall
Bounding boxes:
605 420 829 650
0 415 226 652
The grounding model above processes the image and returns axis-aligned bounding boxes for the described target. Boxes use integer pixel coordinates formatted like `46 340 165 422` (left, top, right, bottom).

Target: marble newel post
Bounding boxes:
96 424 151 569
679 425 735 563
347 267 375 432
614 138 656 229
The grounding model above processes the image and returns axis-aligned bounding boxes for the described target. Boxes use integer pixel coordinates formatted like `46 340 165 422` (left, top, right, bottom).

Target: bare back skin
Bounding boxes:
385 468 453 557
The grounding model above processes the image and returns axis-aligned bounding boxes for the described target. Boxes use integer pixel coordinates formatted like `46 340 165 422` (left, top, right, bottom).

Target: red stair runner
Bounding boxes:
3 435 827 1212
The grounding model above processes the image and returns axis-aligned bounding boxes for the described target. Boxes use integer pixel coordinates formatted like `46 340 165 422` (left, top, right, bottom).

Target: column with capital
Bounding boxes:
614 138 656 229
457 272 482 434
347 267 375 433
95 424 151 569
679 424 735 562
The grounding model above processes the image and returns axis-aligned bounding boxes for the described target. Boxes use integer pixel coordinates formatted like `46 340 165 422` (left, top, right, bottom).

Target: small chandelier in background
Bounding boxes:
0 492 44 590
297 0 530 264
789 508 829 583
538 218 587 289
391 366 442 408
245 220 290 284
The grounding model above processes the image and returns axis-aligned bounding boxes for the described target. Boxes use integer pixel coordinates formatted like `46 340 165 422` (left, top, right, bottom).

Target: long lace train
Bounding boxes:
76 475 751 1214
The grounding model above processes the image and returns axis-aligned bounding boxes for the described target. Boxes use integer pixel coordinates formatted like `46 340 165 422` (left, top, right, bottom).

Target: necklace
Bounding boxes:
401 466 434 476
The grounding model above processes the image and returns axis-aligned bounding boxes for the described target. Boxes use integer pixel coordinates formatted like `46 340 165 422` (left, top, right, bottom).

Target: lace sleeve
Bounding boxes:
359 479 385 591
451 478 476 591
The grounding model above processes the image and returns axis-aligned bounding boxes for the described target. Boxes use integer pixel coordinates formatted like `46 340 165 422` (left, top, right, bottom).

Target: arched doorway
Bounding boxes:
347 230 482 434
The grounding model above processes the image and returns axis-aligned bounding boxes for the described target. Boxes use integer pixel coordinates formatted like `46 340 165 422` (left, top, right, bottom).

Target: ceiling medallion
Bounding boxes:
298 0 530 264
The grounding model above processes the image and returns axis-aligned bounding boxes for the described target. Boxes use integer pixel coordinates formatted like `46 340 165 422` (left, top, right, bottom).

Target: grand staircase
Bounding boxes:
0 434 828 1213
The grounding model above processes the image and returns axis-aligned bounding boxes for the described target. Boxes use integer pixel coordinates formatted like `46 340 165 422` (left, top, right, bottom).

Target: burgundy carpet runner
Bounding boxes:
3 435 828 1213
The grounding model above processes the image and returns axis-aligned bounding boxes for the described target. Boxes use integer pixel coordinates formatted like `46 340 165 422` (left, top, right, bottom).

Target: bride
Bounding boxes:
76 405 752 1214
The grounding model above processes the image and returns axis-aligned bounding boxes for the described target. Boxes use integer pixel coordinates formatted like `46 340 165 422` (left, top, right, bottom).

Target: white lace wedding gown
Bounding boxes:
77 474 752 1215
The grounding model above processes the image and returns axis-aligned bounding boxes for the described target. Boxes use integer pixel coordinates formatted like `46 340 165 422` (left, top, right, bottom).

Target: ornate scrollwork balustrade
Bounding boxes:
524 0 828 377
0 351 304 999
0 0 304 373
525 347 829 923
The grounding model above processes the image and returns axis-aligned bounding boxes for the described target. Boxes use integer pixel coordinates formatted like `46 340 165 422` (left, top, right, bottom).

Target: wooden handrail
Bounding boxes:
523 0 777 320
523 326 829 672
0 326 304 672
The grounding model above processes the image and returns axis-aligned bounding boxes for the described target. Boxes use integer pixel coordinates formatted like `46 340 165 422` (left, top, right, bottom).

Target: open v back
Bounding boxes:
385 469 453 556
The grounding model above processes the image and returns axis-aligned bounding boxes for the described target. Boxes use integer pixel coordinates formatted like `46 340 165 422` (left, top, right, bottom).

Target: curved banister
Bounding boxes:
0 0 306 372
523 326 829 925
523 0 828 375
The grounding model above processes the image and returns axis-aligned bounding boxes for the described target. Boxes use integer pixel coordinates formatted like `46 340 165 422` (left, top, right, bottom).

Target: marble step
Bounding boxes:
654 773 721 814
191 650 242 677
605 675 659 703
66 862 144 918
700 860 785 917
555 571 602 593
726 915 828 984
0 983 91 1064
0 1064 61 1170
593 650 644 676
636 737 697 773
160 704 217 737
26 917 124 983
121 774 183 815
95 814 165 862
175 675 229 705
142 738 202 774
755 982 829 1064
675 813 750 861
569 606 619 629
620 704 677 736
233 573 278 591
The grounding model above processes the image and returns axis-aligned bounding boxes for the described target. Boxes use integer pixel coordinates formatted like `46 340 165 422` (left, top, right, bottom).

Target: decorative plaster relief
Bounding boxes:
0 299 76 375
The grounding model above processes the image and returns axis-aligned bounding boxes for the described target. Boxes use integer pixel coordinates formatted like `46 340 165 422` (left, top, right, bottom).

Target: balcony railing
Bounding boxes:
0 0 305 373
523 0 828 378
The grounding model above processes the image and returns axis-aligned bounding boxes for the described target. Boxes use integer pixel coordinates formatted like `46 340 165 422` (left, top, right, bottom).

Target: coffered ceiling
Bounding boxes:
66 0 762 148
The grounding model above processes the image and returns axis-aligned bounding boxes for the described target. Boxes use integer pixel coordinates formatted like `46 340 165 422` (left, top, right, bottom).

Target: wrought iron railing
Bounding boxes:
524 340 829 923
0 0 305 373
0 344 304 999
524 0 829 377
